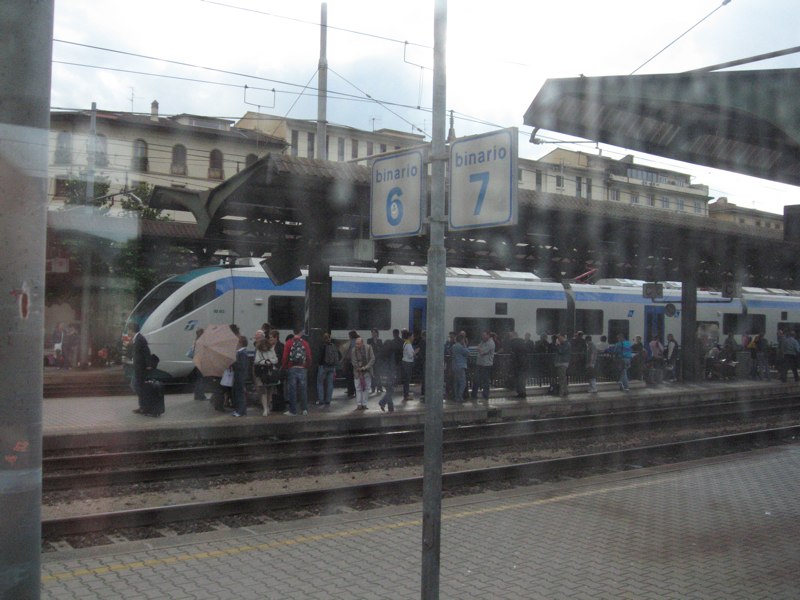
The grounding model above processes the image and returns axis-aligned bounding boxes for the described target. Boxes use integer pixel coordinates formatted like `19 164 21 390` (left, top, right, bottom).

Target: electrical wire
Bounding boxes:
630 0 732 75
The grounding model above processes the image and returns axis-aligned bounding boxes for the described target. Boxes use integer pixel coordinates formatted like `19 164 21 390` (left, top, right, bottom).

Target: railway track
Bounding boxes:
41 397 800 546
42 395 800 491
42 425 800 540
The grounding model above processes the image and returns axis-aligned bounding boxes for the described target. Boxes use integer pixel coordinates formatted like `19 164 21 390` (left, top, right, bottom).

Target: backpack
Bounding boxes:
288 337 307 366
323 342 338 366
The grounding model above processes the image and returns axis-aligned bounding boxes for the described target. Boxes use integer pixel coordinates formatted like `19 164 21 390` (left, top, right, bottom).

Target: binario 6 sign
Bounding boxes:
370 148 426 239
449 127 518 230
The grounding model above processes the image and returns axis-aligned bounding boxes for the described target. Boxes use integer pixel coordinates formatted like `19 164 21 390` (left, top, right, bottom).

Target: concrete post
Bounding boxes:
421 2 447 598
0 1 54 597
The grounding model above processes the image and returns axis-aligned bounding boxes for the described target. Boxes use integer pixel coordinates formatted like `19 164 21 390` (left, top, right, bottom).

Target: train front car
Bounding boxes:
122 265 231 381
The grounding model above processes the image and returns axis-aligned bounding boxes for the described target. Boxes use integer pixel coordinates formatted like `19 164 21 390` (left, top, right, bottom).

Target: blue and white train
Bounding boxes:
125 258 800 380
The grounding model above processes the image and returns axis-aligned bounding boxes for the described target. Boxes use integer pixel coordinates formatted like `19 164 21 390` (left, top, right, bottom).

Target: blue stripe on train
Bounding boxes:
215 276 566 301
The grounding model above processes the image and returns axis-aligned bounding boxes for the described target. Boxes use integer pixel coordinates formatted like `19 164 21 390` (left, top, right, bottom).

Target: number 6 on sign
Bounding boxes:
386 187 404 226
469 172 489 216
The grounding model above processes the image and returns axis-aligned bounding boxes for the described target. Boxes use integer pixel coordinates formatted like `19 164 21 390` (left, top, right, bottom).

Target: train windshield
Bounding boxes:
127 279 185 328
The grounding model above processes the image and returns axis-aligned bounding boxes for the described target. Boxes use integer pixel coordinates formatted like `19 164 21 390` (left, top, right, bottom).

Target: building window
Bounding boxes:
660 196 670 209
245 154 258 168
756 220 762 227
647 194 654 207
367 141 374 156
307 132 315 159
610 189 620 201
555 174 564 189
337 137 345 161
576 176 582 198
586 178 592 200
380 143 387 153
54 131 72 164
132 138 148 172
677 198 685 211
171 144 187 175
630 192 639 204
92 134 108 167
535 170 542 192
351 138 358 159
694 200 702 214
208 149 224 179
291 130 299 157
739 218 745 224
54 175 69 198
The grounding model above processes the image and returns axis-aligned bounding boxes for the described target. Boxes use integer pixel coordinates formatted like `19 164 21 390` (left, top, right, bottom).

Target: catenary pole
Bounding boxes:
421 1 446 598
0 1 54 598
79 102 97 367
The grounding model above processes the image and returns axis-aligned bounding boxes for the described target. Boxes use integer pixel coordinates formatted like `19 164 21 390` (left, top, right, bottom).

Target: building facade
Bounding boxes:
708 197 784 232
48 101 287 215
520 148 711 217
235 111 425 164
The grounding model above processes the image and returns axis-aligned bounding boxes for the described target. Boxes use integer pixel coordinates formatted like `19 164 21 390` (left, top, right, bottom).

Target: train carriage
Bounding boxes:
124 258 800 381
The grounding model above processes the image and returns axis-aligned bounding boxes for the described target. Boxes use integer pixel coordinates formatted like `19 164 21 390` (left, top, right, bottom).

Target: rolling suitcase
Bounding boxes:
141 379 165 416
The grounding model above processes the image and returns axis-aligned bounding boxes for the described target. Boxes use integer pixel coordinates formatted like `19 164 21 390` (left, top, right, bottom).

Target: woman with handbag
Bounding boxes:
253 329 279 416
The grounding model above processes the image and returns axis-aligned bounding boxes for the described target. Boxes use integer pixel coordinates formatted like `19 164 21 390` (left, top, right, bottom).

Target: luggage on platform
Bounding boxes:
141 379 165 415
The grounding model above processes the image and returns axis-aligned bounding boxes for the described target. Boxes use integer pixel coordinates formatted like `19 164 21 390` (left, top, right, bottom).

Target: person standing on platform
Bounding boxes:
351 336 375 410
665 333 678 382
342 330 358 399
585 335 598 393
189 327 207 400
400 329 416 401
471 330 495 402
316 333 339 407
367 329 384 394
128 322 151 414
612 333 633 391
282 326 313 415
554 333 571 398
231 335 249 417
507 331 528 399
379 329 403 412
444 331 456 401
451 333 470 403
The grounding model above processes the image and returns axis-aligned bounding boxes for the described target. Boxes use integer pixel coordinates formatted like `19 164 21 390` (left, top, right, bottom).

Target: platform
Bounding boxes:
43 376 800 450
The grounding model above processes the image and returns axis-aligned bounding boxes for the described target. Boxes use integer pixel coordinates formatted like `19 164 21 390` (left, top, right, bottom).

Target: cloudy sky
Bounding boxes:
52 0 800 213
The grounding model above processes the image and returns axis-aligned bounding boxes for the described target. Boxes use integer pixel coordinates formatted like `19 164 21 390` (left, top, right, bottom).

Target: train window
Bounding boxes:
268 295 305 330
129 281 184 326
608 319 629 341
495 302 508 315
777 322 800 338
453 318 514 345
723 313 766 335
575 309 603 335
536 308 567 335
329 298 391 330
696 321 720 346
163 282 217 326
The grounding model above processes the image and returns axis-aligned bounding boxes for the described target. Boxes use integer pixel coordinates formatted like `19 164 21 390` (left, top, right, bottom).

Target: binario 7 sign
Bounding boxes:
449 127 518 231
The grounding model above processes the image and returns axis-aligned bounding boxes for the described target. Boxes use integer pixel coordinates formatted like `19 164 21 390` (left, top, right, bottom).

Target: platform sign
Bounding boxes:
370 148 426 239
449 127 517 230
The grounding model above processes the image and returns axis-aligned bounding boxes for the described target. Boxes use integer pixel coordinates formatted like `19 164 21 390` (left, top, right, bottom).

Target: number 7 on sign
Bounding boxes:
469 171 489 216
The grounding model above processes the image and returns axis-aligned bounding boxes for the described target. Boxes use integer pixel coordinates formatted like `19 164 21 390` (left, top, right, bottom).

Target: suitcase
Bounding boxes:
141 379 165 415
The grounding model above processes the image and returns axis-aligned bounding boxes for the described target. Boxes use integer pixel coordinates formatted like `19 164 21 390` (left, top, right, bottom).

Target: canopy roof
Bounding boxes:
523 68 800 187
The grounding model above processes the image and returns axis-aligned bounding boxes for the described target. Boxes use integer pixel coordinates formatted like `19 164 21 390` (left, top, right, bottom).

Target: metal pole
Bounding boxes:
0 1 53 597
421 1 447 598
316 2 328 161
79 102 97 366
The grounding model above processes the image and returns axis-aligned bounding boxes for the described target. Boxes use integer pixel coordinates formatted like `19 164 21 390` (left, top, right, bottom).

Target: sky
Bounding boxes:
51 0 800 214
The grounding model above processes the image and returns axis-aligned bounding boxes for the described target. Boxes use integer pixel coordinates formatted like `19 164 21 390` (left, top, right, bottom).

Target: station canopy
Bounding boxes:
523 67 800 187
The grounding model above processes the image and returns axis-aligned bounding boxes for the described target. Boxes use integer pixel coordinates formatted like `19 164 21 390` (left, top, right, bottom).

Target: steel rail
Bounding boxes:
42 425 800 538
42 398 800 491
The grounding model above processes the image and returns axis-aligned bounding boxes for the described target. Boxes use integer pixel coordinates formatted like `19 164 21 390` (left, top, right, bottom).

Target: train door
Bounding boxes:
645 305 665 343
409 298 427 335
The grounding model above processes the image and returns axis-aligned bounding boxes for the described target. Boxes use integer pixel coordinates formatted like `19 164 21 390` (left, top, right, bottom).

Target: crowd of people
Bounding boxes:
125 319 800 418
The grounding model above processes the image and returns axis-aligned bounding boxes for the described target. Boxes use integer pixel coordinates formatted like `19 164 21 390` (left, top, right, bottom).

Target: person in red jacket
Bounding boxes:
281 326 313 415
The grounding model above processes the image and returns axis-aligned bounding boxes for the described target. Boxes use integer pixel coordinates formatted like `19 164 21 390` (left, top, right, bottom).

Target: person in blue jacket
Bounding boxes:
611 333 633 391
